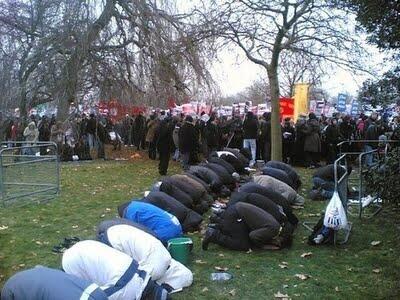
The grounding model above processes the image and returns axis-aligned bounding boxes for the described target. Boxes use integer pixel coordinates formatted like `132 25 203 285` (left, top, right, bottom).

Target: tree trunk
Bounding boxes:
19 81 28 118
268 67 282 161
57 0 116 120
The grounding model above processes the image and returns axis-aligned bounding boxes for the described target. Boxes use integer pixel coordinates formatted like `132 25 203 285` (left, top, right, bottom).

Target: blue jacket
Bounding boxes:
124 201 182 242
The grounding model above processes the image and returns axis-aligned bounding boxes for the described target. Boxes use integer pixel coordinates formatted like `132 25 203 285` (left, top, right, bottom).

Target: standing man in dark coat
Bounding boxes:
294 113 307 166
325 118 341 164
155 116 174 175
242 111 259 166
260 112 271 162
282 117 295 164
179 115 198 170
134 112 146 150
304 113 321 168
205 115 219 154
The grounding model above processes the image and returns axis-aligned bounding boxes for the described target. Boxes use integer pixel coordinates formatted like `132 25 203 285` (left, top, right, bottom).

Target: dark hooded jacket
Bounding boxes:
261 167 295 190
200 162 235 186
265 160 302 190
140 191 202 232
188 165 223 193
228 192 287 224
239 182 298 225
208 157 236 175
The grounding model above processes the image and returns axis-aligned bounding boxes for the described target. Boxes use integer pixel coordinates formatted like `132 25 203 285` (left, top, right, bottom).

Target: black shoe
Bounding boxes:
202 228 216 251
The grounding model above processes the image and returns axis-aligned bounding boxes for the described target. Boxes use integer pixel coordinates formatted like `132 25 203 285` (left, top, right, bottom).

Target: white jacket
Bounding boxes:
62 240 150 300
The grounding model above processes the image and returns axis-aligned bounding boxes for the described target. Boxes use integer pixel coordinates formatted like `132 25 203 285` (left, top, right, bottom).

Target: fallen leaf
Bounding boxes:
195 260 207 264
279 264 288 269
335 286 340 292
35 241 42 245
235 265 241 269
105 208 111 212
19 264 25 267
214 266 229 271
274 291 290 299
0 225 8 230
228 289 236 296
371 241 381 246
281 261 289 265
218 253 225 257
201 287 209 293
72 225 79 229
372 268 381 273
300 252 312 258
346 267 353 272
283 284 289 289
100 214 106 218
294 274 311 280
246 249 253 254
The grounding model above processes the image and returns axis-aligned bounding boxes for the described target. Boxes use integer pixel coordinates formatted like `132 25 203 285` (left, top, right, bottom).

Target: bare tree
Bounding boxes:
206 0 366 160
279 51 324 97
0 0 217 117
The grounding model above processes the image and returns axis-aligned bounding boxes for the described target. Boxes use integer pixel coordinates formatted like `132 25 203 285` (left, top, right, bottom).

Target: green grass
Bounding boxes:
0 159 399 299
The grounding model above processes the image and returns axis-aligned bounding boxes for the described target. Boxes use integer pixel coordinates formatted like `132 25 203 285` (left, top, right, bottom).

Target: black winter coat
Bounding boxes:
155 119 174 153
239 182 298 226
142 191 202 232
179 122 197 153
188 165 223 193
261 167 295 190
243 117 259 139
159 180 193 208
228 192 286 224
208 157 236 174
265 161 301 190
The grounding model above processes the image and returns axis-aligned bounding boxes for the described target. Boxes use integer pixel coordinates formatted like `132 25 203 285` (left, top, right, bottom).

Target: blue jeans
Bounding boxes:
181 152 190 170
364 145 374 166
312 177 334 199
173 149 180 161
243 139 256 165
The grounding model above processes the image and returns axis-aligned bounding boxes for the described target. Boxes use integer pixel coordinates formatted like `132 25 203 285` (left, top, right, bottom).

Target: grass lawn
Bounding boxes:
1 157 399 299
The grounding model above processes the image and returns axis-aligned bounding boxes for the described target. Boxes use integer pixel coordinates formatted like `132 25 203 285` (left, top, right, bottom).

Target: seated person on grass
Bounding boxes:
309 164 350 200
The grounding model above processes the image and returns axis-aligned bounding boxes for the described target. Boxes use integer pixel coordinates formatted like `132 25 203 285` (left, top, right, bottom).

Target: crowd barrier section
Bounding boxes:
0 141 60 207
337 140 399 219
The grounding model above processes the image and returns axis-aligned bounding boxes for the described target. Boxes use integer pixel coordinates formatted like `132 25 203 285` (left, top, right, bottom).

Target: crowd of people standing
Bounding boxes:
1 109 399 171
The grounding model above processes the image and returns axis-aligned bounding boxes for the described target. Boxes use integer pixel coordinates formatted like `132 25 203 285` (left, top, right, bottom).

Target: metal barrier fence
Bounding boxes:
303 154 352 245
0 141 60 206
337 140 400 219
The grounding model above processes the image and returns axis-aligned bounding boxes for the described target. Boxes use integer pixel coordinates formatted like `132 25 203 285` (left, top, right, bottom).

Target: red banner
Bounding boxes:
279 97 294 120
98 99 147 123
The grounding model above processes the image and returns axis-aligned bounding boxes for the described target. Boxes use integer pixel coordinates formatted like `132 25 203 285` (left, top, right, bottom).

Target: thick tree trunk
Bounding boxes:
57 0 116 120
268 68 282 161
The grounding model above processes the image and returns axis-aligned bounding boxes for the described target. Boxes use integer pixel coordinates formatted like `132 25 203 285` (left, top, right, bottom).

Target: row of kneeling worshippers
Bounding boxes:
1 149 306 299
2 219 192 300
